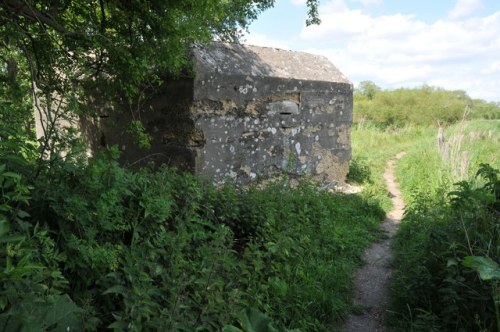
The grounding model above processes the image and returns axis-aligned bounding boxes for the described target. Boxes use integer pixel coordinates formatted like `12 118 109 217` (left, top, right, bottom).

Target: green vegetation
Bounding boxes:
351 83 499 331
0 143 384 330
388 119 499 331
350 123 435 211
3 2 391 331
1 2 499 329
354 81 500 126
391 163 499 331
0 0 319 150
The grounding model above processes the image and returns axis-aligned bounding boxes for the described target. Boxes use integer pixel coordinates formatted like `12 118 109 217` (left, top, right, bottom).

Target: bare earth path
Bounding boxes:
342 152 406 332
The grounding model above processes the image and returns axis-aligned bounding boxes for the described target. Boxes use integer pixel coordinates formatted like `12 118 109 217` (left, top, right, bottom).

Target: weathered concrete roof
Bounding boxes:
192 42 351 84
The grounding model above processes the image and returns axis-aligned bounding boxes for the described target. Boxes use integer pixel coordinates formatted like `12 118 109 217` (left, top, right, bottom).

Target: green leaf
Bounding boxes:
0 234 25 243
463 256 500 281
0 219 10 237
223 326 244 332
0 204 11 212
103 285 128 296
16 210 30 219
239 308 273 332
41 295 84 330
108 320 129 329
0 297 6 310
2 172 21 180
446 258 458 267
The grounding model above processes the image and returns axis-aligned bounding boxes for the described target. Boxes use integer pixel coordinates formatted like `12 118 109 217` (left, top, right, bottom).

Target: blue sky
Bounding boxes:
246 0 500 101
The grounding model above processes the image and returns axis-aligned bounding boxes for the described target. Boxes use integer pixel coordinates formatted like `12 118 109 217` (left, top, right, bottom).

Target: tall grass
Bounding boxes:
382 120 500 331
350 122 435 211
390 163 499 331
445 120 500 176
397 120 499 199
351 118 499 331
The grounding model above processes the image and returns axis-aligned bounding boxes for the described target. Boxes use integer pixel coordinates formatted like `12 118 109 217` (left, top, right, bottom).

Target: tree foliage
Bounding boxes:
1 0 275 96
1 2 362 331
0 0 320 156
354 84 500 127
356 80 380 100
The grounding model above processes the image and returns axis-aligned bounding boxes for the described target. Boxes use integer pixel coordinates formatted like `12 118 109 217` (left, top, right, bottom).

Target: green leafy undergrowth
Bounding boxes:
224 308 301 332
1 150 384 331
0 137 86 331
390 164 499 331
347 155 373 185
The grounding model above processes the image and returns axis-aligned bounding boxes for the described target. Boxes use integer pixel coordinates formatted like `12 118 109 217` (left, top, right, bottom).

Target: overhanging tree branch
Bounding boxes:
2 0 69 34
99 0 106 33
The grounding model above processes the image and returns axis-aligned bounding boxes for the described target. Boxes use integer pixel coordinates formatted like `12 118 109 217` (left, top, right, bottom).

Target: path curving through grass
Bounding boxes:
342 152 406 332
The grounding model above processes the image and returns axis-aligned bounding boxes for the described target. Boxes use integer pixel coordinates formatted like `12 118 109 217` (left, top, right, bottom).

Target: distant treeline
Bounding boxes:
354 81 500 126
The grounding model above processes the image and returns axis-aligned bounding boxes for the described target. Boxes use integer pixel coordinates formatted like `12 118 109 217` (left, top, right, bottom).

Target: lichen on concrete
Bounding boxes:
90 42 353 185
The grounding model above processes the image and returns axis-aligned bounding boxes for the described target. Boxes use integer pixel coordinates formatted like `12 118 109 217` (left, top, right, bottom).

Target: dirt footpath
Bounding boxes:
342 152 406 332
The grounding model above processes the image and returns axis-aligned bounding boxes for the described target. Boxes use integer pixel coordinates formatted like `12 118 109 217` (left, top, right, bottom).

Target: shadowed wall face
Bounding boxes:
98 42 353 184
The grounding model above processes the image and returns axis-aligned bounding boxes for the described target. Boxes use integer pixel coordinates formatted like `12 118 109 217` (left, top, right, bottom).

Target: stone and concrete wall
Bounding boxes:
190 42 353 184
83 42 353 184
95 78 198 170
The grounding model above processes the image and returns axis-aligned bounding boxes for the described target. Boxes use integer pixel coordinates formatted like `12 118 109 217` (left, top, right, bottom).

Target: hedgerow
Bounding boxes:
354 84 500 127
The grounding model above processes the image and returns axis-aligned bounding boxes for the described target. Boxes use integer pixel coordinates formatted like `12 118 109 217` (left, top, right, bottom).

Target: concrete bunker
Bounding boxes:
98 42 353 184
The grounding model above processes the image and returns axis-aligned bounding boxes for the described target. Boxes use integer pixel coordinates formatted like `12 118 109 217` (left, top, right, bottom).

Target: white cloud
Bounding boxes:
490 61 500 72
298 0 500 101
321 0 350 14
448 0 483 19
290 0 306 6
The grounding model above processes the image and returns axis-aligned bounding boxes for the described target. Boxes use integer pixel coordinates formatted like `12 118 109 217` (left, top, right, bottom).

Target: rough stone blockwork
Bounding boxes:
99 42 353 184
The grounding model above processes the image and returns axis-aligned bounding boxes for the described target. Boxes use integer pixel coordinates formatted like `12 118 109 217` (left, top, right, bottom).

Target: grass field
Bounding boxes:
351 120 499 203
350 119 499 331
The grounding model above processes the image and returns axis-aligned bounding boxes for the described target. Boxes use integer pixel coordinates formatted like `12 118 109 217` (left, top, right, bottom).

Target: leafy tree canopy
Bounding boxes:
0 0 320 114
356 80 381 100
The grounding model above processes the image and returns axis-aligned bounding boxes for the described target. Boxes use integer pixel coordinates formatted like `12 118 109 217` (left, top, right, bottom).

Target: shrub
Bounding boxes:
1 147 385 331
347 156 373 184
0 157 85 330
354 85 500 127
